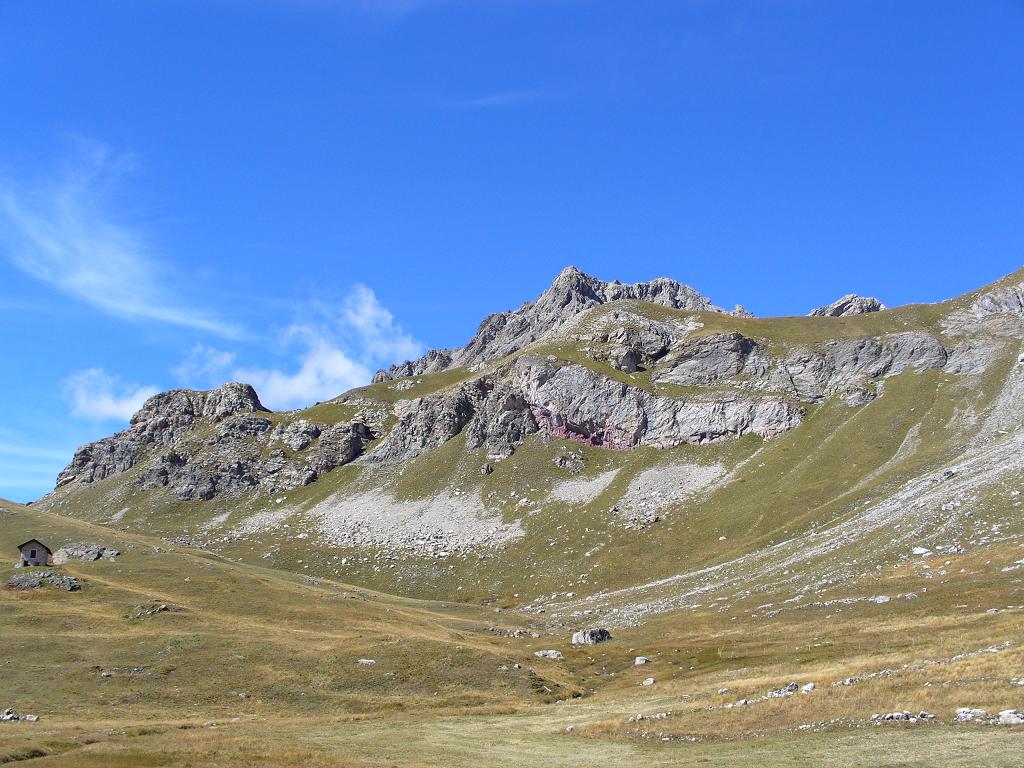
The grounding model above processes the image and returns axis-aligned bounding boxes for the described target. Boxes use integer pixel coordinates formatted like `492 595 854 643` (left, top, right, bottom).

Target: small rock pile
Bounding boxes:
1 709 38 722
628 711 672 722
955 708 1024 725
726 681 815 708
535 650 564 660
8 572 80 591
872 711 935 724
126 602 180 620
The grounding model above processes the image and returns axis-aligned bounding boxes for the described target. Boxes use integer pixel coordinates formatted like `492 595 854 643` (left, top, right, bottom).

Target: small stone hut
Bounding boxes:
17 539 51 567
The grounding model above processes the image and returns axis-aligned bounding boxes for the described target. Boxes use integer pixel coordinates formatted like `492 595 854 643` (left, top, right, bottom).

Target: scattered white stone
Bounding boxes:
955 707 989 723
356 659 376 666
640 677 655 686
634 656 650 665
767 682 799 698
535 650 564 660
997 709 1024 725
873 711 930 723
800 682 816 693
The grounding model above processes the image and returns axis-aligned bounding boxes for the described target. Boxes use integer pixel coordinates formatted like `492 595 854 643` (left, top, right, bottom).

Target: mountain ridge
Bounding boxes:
373 265 727 382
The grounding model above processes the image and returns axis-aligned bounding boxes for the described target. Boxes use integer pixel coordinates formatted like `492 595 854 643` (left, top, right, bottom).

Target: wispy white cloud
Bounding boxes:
0 141 242 338
61 368 159 422
0 440 75 463
172 344 238 385
460 90 545 108
339 283 423 362
0 448 68 491
232 284 423 410
337 0 453 16
235 332 371 410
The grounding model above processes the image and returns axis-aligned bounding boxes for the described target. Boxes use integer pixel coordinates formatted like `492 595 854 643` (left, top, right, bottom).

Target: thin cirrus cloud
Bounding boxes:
460 90 545 108
0 433 77 492
172 344 239 384
0 142 242 339
61 368 159 422
231 284 423 410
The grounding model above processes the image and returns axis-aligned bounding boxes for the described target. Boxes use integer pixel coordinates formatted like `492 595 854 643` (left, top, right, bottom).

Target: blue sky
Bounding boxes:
1 0 1022 501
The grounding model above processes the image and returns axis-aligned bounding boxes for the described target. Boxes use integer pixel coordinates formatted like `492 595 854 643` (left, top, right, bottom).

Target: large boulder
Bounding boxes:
52 542 119 564
809 294 886 317
571 628 612 645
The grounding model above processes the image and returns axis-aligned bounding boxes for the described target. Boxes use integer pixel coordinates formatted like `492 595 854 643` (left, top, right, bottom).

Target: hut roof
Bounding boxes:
17 539 52 555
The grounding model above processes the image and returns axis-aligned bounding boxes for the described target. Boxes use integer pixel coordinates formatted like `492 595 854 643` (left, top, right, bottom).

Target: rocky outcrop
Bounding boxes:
464 386 539 459
368 349 806 464
599 325 673 373
514 357 804 448
372 349 454 382
368 351 805 464
656 332 767 386
759 332 947 401
649 331 948 402
967 281 1024 318
52 543 119 564
55 382 374 501
56 383 267 487
370 379 488 462
374 266 722 381
809 294 886 317
136 419 374 500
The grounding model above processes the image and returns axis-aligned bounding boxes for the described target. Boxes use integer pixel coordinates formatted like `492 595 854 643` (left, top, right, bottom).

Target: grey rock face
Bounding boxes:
656 332 767 386
513 357 804 449
761 332 947 401
602 325 672 373
370 379 486 463
651 330 948 403
369 351 805 464
156 419 373 500
464 385 539 459
809 294 886 317
967 281 1024 318
56 383 267 487
55 381 373 501
375 266 721 381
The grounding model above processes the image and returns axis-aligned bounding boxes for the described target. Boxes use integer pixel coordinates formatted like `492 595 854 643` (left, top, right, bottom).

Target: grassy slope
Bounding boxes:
2 499 1022 765
0 500 582 722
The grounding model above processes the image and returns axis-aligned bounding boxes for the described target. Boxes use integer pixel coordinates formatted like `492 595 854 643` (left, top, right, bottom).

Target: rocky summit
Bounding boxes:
809 293 886 317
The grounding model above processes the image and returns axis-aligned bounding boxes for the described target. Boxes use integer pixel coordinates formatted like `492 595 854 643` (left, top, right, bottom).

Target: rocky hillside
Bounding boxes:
37 266 1024 615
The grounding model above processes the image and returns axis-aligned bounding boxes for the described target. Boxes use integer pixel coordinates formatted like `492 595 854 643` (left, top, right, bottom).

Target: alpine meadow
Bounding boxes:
2 3 1023 766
